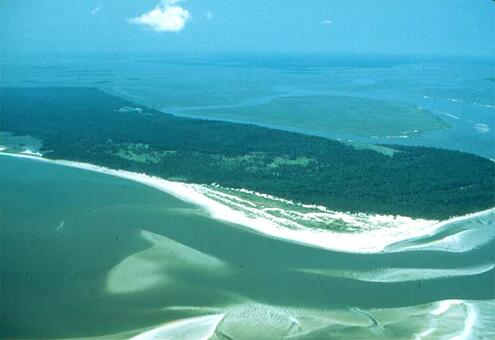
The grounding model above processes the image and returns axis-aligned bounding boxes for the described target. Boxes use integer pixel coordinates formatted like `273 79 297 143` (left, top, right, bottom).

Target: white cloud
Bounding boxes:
91 4 101 16
205 10 213 20
129 0 191 32
321 19 333 25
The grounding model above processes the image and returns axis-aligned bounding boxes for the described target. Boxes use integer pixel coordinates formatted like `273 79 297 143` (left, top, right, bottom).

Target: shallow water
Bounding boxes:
1 155 494 338
2 55 494 158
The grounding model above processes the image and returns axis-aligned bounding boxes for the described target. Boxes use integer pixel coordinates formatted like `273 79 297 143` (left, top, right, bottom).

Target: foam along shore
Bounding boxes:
20 148 43 157
1 151 493 254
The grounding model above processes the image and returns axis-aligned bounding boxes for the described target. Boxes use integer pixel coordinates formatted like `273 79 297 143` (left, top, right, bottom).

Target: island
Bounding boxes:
1 87 494 220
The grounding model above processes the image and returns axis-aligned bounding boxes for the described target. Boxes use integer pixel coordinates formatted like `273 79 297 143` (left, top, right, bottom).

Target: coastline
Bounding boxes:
1 151 493 254
1 151 492 340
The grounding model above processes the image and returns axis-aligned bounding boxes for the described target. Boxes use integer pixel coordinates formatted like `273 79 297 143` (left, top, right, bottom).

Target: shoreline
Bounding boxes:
1 151 493 254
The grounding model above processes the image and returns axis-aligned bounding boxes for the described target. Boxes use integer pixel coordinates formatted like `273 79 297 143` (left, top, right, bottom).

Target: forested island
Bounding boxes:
1 87 494 219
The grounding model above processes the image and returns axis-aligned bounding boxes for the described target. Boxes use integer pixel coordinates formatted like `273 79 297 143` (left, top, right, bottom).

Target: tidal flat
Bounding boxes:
1 155 494 339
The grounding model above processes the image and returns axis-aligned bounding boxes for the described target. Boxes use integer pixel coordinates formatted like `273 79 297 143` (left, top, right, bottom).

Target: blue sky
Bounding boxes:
1 0 494 58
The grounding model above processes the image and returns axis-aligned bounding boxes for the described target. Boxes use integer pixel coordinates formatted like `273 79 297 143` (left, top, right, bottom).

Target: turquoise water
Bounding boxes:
1 155 494 338
2 54 494 158
1 54 494 337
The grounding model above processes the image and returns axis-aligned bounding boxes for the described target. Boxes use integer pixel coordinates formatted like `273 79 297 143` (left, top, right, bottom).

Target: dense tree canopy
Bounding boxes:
1 87 494 219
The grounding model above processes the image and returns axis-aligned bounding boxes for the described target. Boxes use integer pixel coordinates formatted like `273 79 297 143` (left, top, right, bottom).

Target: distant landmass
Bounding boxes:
1 87 494 219
181 95 449 138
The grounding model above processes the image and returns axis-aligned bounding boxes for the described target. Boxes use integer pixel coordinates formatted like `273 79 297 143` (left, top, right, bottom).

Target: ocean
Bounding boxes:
2 53 494 157
1 153 494 338
1 54 494 338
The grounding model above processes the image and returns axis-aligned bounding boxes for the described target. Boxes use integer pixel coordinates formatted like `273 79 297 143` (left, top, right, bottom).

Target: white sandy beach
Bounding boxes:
1 151 492 340
1 151 493 254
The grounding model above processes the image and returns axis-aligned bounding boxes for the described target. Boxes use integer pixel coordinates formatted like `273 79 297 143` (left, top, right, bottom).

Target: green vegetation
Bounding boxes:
201 185 363 233
0 131 43 153
268 156 312 168
113 143 176 164
1 87 494 219
183 95 450 137
343 141 399 157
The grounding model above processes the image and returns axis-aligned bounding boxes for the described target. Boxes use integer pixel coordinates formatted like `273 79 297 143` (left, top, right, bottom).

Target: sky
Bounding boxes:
1 0 495 59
